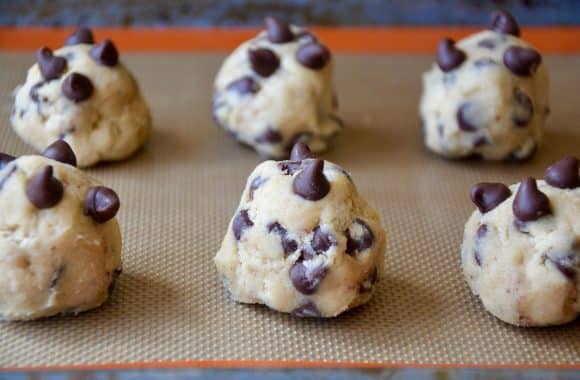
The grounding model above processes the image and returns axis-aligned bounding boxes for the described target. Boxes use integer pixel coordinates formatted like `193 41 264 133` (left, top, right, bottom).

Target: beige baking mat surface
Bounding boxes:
0 52 579 368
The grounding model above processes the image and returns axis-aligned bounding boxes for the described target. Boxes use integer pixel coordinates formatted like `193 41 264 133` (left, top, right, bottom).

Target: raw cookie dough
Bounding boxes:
10 28 151 167
0 141 122 320
215 143 386 317
213 17 343 158
461 156 579 326
420 11 549 160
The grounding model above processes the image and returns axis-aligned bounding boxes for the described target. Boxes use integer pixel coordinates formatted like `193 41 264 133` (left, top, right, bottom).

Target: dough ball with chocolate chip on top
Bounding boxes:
0 141 122 321
10 28 151 167
215 143 386 317
213 17 343 158
420 10 549 161
461 156 579 326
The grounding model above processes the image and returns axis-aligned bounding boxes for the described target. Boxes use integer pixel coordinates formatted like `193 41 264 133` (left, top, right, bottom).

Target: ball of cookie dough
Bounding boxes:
420 11 549 161
10 28 151 167
461 156 579 326
215 143 386 317
213 17 343 158
0 142 122 321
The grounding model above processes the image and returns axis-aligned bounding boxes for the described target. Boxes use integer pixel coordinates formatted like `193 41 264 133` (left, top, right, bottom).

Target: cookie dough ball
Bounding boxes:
215 143 386 317
213 17 343 158
461 157 579 326
420 11 549 161
0 141 122 320
10 28 151 167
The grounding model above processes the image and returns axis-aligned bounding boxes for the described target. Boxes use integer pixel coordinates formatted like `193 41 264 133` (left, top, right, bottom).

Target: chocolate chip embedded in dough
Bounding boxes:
545 251 577 281
36 47 67 80
513 177 551 222
232 209 254 240
0 153 15 170
290 142 312 161
65 28 94 45
42 140 77 167
292 159 330 201
311 226 334 253
292 301 321 317
290 261 328 295
248 176 266 200
255 128 283 144
248 48 279 77
267 222 298 256
545 156 579 189
264 16 294 43
296 43 331 70
83 186 121 223
226 76 260 95
345 219 375 255
436 38 466 72
62 72 94 102
26 166 64 209
513 90 534 127
503 46 542 77
456 102 479 132
90 39 119 66
491 10 520 37
470 183 512 213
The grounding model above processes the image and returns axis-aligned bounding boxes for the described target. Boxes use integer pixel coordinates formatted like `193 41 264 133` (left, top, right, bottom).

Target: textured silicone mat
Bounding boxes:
0 53 579 368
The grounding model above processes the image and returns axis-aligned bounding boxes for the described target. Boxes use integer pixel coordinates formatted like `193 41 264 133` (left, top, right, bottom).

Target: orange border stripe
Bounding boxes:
0 27 579 52
2 360 580 372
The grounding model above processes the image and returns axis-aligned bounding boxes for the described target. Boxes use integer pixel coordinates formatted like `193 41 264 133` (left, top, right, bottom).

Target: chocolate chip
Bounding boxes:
473 58 498 68
62 72 94 102
360 267 378 293
0 165 16 192
90 39 119 66
292 159 330 201
83 186 120 223
545 251 577 281
255 128 283 144
456 102 478 132
26 166 64 209
279 161 302 176
473 136 489 147
42 140 77 167
29 82 44 102
436 38 466 72
0 153 15 171
226 76 260 95
232 209 253 240
311 226 334 254
296 43 331 70
503 46 542 77
513 177 551 222
290 261 328 295
545 156 579 189
248 48 279 77
513 89 534 127
292 302 321 317
345 219 375 255
264 16 294 43
65 28 94 45
268 222 298 256
491 10 520 37
36 47 67 80
290 142 312 161
473 224 489 266
249 176 266 200
49 265 64 289
471 182 512 214
477 39 496 49
295 30 318 44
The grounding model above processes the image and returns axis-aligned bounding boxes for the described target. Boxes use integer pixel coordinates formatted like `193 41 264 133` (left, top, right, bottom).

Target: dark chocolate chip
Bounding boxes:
503 46 542 77
36 47 67 81
249 176 266 200
62 72 94 102
471 182 512 213
545 156 579 189
49 265 64 289
255 128 283 144
83 186 120 223
456 102 478 132
292 159 330 201
295 30 318 43
473 58 498 68
0 153 15 171
65 28 94 45
226 76 260 95
290 142 312 161
296 43 331 70
248 48 279 77
477 39 496 49
264 16 294 43
42 140 77 167
29 82 45 102
545 251 578 281
90 39 119 66
232 209 253 240
436 38 466 72
0 165 16 191
279 161 302 176
473 224 489 266
513 89 534 127
513 177 551 222
345 219 375 255
290 261 328 295
311 226 334 254
26 166 64 209
292 302 321 317
268 222 298 256
491 10 520 37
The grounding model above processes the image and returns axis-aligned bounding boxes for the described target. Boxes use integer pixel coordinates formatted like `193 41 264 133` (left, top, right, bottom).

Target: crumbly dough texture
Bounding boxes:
420 30 549 160
461 181 579 326
213 27 342 158
215 159 386 317
0 156 122 320
11 44 151 167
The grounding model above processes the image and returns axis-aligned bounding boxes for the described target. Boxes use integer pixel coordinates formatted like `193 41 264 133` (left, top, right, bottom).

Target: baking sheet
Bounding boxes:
0 52 579 367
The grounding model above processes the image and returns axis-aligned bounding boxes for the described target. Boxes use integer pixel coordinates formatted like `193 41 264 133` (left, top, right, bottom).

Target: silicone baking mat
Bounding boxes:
0 53 578 368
